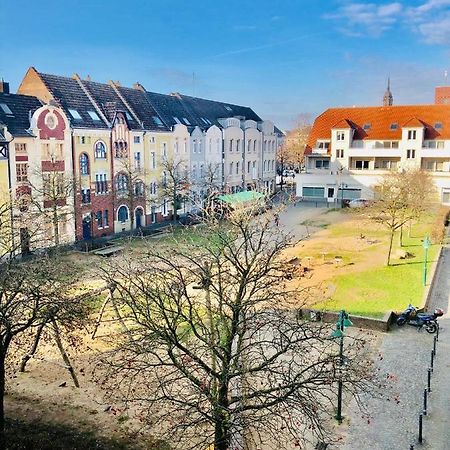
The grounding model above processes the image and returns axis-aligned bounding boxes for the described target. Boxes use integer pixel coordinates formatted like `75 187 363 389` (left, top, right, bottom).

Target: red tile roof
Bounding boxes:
306 105 450 154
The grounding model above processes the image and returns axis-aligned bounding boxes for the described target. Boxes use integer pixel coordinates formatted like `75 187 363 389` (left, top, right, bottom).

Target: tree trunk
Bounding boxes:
386 229 394 266
0 336 11 441
51 321 79 388
399 225 403 247
173 191 178 223
20 324 44 372
53 206 59 246
214 414 231 450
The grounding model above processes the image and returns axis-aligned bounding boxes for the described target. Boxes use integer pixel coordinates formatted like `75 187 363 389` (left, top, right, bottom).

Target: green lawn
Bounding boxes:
313 217 441 319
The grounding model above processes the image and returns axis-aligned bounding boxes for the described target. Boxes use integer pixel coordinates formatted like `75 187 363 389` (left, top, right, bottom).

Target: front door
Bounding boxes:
135 208 143 228
327 187 335 199
82 217 91 240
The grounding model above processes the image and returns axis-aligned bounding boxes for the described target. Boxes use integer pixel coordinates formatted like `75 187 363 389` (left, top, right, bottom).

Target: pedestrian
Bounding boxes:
274 213 279 227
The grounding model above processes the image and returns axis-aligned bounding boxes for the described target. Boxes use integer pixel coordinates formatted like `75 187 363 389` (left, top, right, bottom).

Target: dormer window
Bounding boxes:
224 105 232 112
173 117 181 124
435 122 443 129
153 116 163 126
0 103 13 115
125 112 133 122
68 109 82 120
87 111 101 121
317 141 330 149
183 118 191 125
390 123 398 130
363 123 371 130
336 132 345 141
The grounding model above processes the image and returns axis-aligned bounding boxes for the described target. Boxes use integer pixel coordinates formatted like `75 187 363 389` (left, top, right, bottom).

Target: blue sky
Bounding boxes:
2 0 450 129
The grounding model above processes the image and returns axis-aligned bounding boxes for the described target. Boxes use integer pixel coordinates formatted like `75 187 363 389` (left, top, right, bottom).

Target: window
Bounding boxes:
183 118 191 125
237 139 240 153
118 206 129 223
114 141 128 158
94 141 107 159
68 109 82 120
315 159 330 169
153 116 163 126
79 153 89 175
134 181 145 196
437 141 445 149
125 112 133 122
229 139 233 152
104 210 109 227
435 122 442 129
442 189 450 204
134 152 141 171
424 160 444 172
363 123 371 130
406 149 416 159
336 149 344 158
96 211 103 228
354 160 369 169
392 141 399 148
149 136 156 143
87 111 101 121
95 173 108 194
336 132 345 141
317 141 330 149
116 173 129 192
0 103 13 115
407 130 417 140
16 163 28 182
80 136 86 144
162 143 167 158
198 140 202 153
151 152 156 169
302 187 325 198
224 105 232 112
247 161 251 173
173 117 181 124
149 181 158 195
375 160 398 170
253 140 257 152
134 136 141 144
229 162 234 175
81 188 91 204
236 161 239 175
15 143 27 153
390 123 398 130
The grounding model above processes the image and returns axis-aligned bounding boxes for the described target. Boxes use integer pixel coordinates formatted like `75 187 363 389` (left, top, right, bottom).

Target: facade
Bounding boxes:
295 104 450 205
0 66 281 246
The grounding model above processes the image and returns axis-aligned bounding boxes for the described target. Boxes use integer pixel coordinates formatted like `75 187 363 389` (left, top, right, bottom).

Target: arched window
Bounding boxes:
80 153 89 175
116 173 129 192
95 141 107 159
117 205 129 222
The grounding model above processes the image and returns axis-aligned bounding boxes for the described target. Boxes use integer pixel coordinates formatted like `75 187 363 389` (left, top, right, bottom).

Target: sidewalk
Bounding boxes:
338 234 450 450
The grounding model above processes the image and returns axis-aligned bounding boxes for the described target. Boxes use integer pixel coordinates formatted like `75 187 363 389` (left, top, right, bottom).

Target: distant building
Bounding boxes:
435 86 450 104
295 104 450 205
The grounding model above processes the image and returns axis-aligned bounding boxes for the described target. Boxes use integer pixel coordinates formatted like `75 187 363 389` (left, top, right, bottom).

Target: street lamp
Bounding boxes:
332 310 353 423
422 236 431 286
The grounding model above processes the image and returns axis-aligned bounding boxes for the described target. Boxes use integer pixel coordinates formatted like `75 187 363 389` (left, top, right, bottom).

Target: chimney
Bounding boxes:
133 82 145 91
0 80 10 94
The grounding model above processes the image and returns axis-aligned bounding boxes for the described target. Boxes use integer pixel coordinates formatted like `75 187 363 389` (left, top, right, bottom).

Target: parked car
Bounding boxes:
348 198 370 208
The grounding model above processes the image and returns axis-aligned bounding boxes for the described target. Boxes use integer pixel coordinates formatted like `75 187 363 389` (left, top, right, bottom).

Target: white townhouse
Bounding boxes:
296 104 450 205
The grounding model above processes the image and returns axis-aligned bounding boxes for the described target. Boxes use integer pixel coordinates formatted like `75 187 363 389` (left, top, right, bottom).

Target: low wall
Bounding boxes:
298 308 396 332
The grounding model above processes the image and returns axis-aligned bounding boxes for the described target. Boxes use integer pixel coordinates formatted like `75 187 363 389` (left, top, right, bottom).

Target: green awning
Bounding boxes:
217 191 265 206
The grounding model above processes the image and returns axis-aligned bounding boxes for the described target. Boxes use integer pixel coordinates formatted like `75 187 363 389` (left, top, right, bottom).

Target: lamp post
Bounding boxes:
332 310 353 423
422 236 431 286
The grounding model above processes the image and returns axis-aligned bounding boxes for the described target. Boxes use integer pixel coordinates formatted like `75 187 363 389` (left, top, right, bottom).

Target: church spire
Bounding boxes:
383 77 393 106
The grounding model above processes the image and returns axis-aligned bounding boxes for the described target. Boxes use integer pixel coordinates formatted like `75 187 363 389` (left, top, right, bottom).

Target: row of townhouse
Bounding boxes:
0 67 282 251
295 103 450 205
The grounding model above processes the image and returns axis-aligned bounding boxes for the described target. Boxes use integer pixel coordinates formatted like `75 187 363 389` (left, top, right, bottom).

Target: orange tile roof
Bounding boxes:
306 105 450 154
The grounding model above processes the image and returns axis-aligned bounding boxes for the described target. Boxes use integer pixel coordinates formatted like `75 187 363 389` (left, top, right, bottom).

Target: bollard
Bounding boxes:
427 368 432 393
433 336 437 355
431 350 435 372
418 413 423 444
423 389 427 415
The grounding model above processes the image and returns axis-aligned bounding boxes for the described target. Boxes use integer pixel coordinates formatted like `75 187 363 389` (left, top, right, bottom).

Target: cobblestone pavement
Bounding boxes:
339 233 450 450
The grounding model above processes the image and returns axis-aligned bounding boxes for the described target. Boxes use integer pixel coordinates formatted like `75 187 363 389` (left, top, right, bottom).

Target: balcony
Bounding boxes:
347 147 401 158
419 147 450 158
310 147 329 155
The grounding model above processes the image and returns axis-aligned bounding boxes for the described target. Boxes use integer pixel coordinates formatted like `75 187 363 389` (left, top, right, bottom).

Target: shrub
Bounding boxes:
431 207 450 243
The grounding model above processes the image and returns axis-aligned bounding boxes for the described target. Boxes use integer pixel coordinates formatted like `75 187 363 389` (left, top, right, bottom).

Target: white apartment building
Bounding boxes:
295 104 450 205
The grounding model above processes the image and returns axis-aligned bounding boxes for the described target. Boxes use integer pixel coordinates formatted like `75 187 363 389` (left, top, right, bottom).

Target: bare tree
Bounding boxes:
194 162 222 215
98 211 374 450
0 255 89 441
367 169 436 266
28 159 75 247
159 158 189 223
